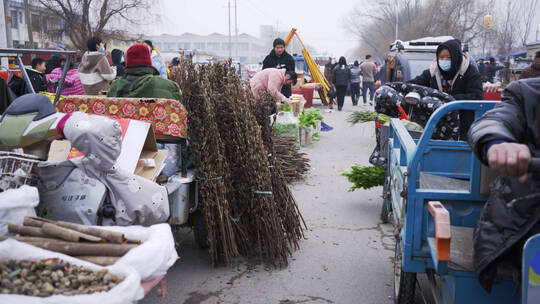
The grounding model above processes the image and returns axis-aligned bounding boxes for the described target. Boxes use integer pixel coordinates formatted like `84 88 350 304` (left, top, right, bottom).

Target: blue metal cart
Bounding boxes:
386 100 536 303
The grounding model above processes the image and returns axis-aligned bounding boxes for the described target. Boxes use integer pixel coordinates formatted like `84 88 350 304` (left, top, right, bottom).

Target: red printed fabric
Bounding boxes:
56 95 188 138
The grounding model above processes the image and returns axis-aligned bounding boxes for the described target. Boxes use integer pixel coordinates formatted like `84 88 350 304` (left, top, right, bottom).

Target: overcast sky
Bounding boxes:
153 0 359 58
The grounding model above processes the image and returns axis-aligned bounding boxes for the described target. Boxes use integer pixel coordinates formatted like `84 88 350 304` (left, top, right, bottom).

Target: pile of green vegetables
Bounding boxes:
274 123 299 137
341 165 386 191
299 108 324 128
347 111 390 125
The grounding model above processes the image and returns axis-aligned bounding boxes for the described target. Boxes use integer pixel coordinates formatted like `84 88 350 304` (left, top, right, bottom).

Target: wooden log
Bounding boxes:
0 236 137 256
42 223 104 243
8 224 48 238
23 216 55 228
77 256 120 266
55 221 127 244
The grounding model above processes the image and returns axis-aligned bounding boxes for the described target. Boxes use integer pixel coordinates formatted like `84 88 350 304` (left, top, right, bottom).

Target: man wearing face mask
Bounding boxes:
409 39 483 139
78 37 117 95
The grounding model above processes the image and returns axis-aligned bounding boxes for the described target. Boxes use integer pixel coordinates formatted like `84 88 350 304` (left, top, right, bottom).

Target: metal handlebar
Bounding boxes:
528 158 540 173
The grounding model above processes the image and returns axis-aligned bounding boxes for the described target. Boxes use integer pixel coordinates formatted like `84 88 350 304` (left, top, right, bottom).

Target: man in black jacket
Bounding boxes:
409 39 483 139
468 78 540 292
262 38 296 98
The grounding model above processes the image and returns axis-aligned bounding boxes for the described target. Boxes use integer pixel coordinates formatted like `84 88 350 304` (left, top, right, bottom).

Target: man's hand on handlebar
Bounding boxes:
487 142 531 183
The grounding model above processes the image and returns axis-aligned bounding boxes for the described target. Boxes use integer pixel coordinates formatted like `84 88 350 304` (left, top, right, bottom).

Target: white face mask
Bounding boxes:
439 60 451 71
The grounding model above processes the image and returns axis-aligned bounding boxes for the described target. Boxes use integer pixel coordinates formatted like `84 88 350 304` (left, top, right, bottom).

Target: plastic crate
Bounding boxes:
0 152 41 191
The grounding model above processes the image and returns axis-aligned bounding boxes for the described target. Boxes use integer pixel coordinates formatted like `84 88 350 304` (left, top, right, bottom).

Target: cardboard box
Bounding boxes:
48 117 167 182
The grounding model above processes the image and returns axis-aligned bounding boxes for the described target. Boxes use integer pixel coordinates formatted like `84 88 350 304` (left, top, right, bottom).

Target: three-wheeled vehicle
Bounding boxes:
385 100 540 303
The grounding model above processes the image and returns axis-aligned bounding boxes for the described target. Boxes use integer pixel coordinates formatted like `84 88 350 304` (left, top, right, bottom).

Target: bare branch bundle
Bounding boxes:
171 59 305 267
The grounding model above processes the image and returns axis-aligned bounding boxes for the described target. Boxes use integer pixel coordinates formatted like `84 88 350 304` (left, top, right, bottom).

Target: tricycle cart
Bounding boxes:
386 100 539 303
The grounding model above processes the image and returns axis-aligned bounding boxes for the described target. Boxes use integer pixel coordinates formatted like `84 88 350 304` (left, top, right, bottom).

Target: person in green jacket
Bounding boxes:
108 44 181 101
108 43 182 183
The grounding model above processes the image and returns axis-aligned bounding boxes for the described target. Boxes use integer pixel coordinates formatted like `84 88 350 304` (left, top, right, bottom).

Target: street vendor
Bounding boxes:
468 77 540 292
409 39 483 139
250 68 297 108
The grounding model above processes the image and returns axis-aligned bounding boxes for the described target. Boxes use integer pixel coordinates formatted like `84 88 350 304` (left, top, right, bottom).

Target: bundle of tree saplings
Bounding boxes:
272 135 310 182
1 217 140 266
170 62 239 266
0 259 123 297
251 93 305 250
171 61 305 267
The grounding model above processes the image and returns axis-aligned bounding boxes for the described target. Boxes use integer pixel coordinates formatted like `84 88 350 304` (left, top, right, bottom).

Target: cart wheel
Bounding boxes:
192 210 209 249
394 242 416 304
380 177 391 224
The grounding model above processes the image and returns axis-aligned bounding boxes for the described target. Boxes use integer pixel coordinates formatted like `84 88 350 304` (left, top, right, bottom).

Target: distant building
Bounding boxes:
5 0 65 48
145 32 268 64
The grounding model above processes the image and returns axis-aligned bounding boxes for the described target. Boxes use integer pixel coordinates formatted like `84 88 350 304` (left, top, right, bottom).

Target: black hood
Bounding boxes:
437 39 463 79
45 55 62 74
111 49 124 65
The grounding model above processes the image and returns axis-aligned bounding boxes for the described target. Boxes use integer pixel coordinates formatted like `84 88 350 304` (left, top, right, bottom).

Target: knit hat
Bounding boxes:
126 44 152 68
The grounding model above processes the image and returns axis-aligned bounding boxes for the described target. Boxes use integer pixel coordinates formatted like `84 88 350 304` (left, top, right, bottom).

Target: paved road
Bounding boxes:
142 98 397 304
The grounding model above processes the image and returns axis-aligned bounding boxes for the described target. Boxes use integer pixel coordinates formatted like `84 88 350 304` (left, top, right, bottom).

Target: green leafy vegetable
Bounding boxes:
299 108 324 128
347 111 390 125
341 165 386 191
312 133 320 141
274 123 299 137
281 104 292 112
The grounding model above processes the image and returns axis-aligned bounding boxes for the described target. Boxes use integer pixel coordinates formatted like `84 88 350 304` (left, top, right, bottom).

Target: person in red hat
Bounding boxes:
107 44 181 101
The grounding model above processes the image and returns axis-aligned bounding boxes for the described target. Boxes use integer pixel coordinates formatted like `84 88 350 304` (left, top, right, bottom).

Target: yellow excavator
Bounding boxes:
284 28 331 105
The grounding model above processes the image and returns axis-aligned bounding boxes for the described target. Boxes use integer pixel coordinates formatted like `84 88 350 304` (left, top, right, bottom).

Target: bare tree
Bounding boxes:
345 0 491 58
33 0 156 51
516 0 539 46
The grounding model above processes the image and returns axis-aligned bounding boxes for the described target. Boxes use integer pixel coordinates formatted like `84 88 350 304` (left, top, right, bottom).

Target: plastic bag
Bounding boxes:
0 239 143 304
0 185 39 235
274 111 300 137
89 223 178 281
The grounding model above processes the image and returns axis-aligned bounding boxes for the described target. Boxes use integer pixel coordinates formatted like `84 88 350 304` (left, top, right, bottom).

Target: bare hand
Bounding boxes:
487 142 531 182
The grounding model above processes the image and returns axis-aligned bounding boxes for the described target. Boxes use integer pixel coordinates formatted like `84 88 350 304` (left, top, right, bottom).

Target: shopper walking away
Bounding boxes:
262 38 296 99
477 59 486 82
324 57 336 108
111 49 126 78
409 38 483 140
332 56 351 111
350 60 361 105
78 37 116 95
360 55 378 105
27 57 48 93
46 61 85 96
485 57 503 83
143 40 168 79
520 51 540 80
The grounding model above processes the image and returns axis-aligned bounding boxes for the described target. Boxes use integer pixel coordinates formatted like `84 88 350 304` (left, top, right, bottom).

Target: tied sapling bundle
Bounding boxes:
171 60 305 267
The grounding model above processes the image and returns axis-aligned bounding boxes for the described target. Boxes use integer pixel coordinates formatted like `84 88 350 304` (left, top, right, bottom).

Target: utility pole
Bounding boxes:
2 0 11 48
234 0 238 62
228 0 232 59
395 0 398 41
23 0 34 48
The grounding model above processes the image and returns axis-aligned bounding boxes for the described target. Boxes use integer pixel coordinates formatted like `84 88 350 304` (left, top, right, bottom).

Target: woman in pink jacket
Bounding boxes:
46 63 85 96
251 68 297 103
